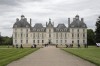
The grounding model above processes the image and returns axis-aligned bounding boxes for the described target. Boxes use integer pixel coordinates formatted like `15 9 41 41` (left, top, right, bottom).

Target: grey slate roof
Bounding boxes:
31 23 46 32
54 24 68 32
13 15 87 32
57 24 66 29
70 19 87 28
34 23 43 29
13 16 31 28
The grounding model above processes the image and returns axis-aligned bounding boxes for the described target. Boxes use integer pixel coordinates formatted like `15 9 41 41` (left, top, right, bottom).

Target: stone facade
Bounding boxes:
13 15 87 47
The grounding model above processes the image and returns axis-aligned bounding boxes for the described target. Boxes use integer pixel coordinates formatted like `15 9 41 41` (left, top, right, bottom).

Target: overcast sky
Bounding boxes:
0 0 100 37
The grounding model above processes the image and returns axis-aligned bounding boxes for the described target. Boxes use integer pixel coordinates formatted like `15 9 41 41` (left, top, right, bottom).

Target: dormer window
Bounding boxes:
15 25 17 28
71 25 74 27
57 29 59 31
64 29 67 31
37 29 40 31
42 28 44 31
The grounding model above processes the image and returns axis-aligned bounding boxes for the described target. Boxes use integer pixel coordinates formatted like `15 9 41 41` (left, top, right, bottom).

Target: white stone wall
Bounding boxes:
13 28 30 47
13 27 87 47
70 28 87 46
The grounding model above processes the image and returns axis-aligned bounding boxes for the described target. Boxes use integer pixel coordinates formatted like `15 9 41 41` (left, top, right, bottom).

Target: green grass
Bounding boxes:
0 45 12 48
62 46 100 66
0 48 39 66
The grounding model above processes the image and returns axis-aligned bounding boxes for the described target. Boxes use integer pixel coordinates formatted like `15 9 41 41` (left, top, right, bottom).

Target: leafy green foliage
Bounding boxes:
0 36 12 45
62 47 100 66
0 48 39 66
87 29 95 45
95 16 100 43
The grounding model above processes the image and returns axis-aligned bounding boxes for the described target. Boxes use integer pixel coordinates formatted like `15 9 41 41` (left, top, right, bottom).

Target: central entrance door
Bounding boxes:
48 39 51 45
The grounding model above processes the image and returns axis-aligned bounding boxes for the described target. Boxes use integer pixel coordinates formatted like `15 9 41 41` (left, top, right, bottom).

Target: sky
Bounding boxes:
0 0 100 37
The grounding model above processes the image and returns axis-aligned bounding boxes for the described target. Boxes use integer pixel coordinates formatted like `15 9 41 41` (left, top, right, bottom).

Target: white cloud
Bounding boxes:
0 0 100 36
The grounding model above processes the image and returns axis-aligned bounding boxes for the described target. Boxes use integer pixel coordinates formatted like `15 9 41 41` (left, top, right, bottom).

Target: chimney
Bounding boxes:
30 18 32 26
81 18 84 22
68 18 70 27
46 22 47 26
53 22 54 26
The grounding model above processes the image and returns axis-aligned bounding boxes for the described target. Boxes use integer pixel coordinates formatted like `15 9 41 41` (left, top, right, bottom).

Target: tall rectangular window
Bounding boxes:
15 32 17 38
38 40 39 43
21 29 23 32
61 40 62 43
38 33 39 39
72 33 74 38
72 41 74 44
42 33 43 39
15 40 17 43
21 40 23 43
26 34 28 37
77 29 79 32
65 40 67 43
77 33 79 38
42 40 44 43
72 29 74 32
33 40 35 43
83 40 85 44
33 33 35 38
56 33 58 39
83 33 85 38
65 33 66 39
26 40 28 44
83 29 85 32
21 33 22 38
61 33 62 39
56 40 58 43
49 34 51 38
77 40 79 44
49 29 51 32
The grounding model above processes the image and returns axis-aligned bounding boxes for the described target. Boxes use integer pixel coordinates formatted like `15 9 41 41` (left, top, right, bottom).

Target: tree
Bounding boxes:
0 36 13 45
0 36 3 45
87 29 95 45
95 16 100 43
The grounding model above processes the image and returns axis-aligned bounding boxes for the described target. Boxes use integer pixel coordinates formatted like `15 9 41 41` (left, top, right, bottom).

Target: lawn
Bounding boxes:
0 47 39 66
62 46 100 66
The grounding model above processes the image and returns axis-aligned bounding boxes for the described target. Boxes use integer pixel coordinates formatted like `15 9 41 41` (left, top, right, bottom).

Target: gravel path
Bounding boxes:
7 46 96 66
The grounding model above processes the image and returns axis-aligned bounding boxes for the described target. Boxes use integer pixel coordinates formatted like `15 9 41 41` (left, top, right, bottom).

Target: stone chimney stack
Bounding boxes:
68 18 70 27
81 18 84 22
30 18 32 26
53 22 54 26
46 22 47 26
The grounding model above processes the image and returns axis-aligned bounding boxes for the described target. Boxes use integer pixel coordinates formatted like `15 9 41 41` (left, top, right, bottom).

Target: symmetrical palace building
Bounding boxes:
13 15 87 47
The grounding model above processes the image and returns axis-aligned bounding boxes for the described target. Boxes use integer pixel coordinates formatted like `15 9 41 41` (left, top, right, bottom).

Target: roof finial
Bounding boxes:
49 18 51 23
21 15 25 19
